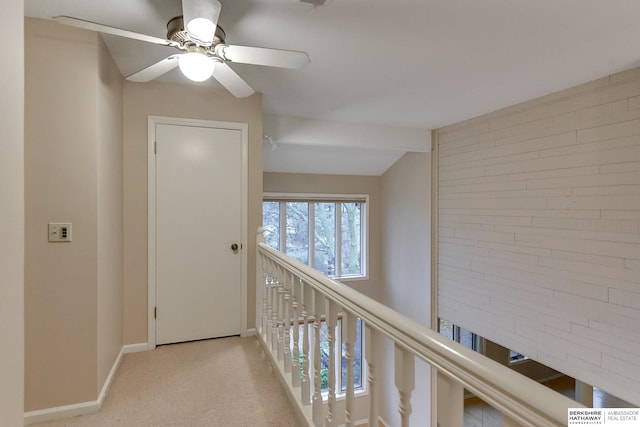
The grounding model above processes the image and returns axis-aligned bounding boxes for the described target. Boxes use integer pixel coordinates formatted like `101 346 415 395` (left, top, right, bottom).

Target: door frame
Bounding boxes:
147 115 249 349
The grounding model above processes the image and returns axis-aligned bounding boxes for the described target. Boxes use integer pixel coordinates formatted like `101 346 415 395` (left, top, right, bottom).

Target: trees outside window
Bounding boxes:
262 195 367 279
314 202 335 275
262 201 280 250
286 202 309 264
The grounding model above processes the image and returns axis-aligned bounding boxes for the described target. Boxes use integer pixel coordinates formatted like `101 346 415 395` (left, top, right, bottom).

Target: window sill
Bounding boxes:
322 387 368 402
330 275 368 283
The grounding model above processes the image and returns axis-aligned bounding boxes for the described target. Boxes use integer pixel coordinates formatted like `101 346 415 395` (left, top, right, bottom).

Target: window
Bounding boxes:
438 318 482 352
262 194 367 279
290 318 364 396
439 319 529 364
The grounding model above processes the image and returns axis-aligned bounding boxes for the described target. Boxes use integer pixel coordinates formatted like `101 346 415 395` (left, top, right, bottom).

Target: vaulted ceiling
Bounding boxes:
25 0 640 174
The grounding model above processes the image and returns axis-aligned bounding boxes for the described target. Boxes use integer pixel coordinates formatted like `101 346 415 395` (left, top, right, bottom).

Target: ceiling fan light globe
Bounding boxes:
178 52 215 82
186 17 216 45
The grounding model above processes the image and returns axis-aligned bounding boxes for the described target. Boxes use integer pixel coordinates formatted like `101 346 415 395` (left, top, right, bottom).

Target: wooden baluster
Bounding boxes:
344 311 357 427
277 266 285 361
395 343 415 427
264 260 271 346
261 260 268 338
271 263 279 353
282 271 292 373
255 230 263 336
437 371 463 427
325 300 339 427
256 231 267 338
312 289 325 426
300 280 312 406
274 266 280 355
265 265 274 349
266 260 276 344
291 276 301 387
365 323 378 427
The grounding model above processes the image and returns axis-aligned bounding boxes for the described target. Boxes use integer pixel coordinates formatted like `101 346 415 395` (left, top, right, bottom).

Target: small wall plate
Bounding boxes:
48 223 72 242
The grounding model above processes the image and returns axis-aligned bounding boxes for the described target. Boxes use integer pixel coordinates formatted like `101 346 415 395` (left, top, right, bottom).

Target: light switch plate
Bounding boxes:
48 223 72 242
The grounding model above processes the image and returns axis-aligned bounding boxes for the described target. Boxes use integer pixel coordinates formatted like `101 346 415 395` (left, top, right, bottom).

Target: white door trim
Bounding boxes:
147 115 249 349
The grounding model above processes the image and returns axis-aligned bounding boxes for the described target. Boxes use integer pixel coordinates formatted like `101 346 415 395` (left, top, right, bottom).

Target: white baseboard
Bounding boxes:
96 346 125 409
123 342 150 354
24 399 100 426
244 327 257 337
348 416 389 427
24 342 148 425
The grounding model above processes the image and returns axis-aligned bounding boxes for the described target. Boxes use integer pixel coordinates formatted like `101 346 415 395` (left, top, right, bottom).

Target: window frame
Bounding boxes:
263 193 369 281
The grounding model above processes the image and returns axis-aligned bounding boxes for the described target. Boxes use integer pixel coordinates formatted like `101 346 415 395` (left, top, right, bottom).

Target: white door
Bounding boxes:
155 123 242 345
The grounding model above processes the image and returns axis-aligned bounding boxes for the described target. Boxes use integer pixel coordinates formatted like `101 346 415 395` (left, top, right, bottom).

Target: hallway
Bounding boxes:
32 336 300 427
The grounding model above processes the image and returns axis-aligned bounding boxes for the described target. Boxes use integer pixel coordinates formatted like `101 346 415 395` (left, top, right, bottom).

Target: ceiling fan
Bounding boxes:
53 0 310 98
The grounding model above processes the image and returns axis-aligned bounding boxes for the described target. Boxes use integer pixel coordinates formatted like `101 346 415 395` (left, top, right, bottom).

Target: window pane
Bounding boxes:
290 324 306 381
314 202 336 275
439 318 454 340
459 327 474 350
341 202 362 275
262 201 280 250
341 318 363 391
319 322 329 392
286 202 309 264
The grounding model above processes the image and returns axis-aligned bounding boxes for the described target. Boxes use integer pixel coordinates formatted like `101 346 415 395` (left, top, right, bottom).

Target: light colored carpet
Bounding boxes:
32 336 301 427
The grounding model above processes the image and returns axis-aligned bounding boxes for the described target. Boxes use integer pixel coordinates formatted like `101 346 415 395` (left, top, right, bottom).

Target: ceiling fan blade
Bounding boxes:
217 45 310 69
212 62 255 98
53 16 180 48
126 55 181 82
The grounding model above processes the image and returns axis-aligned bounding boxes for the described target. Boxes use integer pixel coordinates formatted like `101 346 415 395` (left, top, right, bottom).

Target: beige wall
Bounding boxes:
381 153 432 322
263 172 382 299
0 0 24 424
123 82 263 344
25 18 124 410
379 152 432 426
25 18 99 409
435 67 640 406
97 36 124 391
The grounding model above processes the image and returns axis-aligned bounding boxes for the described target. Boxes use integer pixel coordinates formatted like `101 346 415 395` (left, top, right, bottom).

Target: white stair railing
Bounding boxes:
256 229 582 427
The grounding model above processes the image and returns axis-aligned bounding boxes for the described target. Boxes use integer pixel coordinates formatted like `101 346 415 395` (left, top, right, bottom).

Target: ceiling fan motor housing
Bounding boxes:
166 16 226 48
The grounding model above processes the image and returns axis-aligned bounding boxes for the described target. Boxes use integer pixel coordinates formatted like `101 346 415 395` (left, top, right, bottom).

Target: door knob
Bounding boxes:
231 243 239 252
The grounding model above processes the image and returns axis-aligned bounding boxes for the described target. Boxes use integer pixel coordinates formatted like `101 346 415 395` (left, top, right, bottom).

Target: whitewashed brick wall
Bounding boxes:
436 68 640 406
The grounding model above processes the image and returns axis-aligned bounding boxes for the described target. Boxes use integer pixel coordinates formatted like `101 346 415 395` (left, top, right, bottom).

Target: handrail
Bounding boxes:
258 241 582 426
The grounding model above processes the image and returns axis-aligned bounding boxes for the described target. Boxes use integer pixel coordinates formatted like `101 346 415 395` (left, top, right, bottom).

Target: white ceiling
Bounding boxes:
25 0 640 174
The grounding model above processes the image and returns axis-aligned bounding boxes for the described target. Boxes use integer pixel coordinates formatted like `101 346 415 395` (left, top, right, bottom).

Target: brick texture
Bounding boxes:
436 68 640 406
